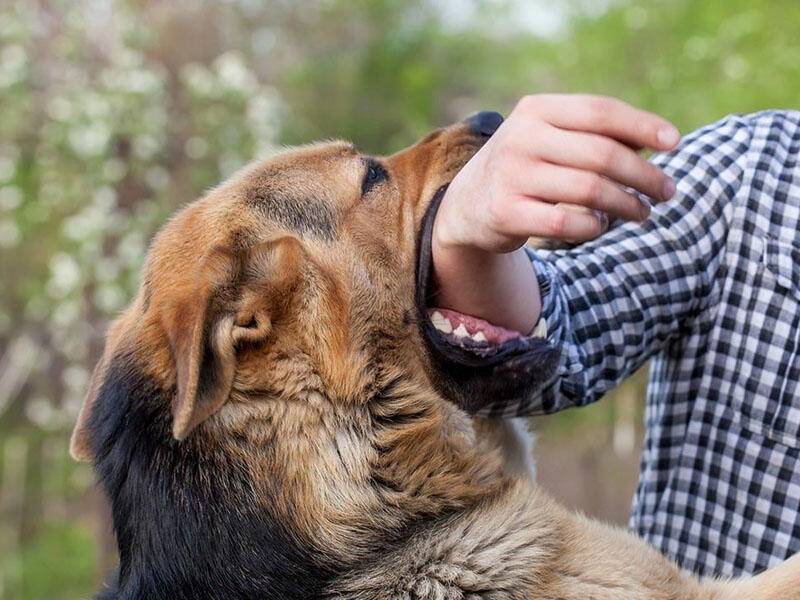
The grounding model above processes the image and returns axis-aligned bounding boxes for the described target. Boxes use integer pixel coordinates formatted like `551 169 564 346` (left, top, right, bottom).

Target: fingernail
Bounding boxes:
636 199 649 221
662 177 676 200
657 126 680 148
594 210 609 231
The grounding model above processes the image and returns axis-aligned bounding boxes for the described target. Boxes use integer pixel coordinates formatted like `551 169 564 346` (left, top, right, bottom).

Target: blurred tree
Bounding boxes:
0 1 284 596
544 0 800 131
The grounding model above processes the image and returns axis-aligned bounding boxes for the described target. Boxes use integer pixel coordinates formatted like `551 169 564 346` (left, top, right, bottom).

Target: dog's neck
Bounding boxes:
239 370 510 559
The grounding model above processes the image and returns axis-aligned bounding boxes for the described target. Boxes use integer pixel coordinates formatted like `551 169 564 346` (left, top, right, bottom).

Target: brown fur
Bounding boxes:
72 121 800 599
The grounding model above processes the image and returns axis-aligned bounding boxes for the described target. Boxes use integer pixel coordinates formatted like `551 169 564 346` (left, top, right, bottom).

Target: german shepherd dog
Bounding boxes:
71 112 800 599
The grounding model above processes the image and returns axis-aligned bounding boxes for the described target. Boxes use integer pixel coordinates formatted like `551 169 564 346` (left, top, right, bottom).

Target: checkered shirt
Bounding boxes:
484 110 800 577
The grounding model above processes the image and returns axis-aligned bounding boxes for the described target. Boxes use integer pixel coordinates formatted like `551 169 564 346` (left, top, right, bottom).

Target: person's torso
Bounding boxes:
633 110 800 577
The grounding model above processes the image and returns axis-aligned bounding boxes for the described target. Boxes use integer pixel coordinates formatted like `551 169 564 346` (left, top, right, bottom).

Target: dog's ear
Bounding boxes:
69 346 114 462
169 236 303 441
69 236 304 460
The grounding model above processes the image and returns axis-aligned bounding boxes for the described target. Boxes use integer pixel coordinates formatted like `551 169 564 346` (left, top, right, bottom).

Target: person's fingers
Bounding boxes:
511 161 648 222
514 94 681 151
490 196 606 243
533 124 675 202
556 204 612 243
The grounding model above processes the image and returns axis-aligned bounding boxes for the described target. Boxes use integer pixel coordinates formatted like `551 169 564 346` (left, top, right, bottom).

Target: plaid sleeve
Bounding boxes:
515 114 755 415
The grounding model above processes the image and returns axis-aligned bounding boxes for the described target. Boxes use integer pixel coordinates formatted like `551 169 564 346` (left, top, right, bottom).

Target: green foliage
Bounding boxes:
547 0 800 131
277 0 525 151
6 521 96 600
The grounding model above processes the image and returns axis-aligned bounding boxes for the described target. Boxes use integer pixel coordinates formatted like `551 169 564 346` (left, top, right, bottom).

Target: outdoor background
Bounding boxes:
1 0 798 597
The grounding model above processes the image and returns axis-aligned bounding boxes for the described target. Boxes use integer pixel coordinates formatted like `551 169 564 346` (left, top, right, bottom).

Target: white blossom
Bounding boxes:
47 253 82 298
68 123 111 158
185 136 209 159
0 153 17 181
215 51 257 93
0 218 20 247
0 186 22 211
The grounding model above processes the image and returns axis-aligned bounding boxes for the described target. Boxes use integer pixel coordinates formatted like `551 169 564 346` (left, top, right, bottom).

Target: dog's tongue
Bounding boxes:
427 307 523 345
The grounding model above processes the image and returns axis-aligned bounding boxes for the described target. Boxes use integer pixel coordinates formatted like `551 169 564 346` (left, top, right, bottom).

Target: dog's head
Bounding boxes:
71 111 554 462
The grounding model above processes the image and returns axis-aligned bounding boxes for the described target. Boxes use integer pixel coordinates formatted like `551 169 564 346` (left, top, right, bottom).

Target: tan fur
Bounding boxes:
72 121 800 598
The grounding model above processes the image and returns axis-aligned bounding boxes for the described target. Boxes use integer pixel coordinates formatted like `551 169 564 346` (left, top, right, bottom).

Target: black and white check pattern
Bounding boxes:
480 111 800 577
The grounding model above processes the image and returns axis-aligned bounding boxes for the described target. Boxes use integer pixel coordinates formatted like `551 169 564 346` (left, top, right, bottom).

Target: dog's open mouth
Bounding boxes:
413 186 560 413
427 307 522 346
416 186 549 357
425 307 548 351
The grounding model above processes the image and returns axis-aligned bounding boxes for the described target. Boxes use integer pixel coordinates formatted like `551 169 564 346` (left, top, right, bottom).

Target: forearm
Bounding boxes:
431 243 541 335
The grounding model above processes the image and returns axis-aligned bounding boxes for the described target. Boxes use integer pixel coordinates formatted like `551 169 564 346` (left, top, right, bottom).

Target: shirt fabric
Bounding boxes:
477 110 800 577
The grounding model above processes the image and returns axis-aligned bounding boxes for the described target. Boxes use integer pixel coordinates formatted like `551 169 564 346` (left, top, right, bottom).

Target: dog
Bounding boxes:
70 111 800 599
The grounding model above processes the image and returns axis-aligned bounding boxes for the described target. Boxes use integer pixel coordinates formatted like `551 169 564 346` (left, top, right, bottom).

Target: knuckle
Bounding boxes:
594 142 618 169
581 174 605 201
544 208 568 238
486 199 508 230
585 95 611 119
516 94 540 115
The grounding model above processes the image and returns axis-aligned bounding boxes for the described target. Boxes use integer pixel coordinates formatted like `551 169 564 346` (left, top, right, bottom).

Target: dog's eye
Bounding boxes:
361 160 388 196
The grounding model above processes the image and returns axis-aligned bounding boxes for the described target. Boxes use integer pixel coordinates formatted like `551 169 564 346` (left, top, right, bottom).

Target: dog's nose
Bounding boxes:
464 111 504 137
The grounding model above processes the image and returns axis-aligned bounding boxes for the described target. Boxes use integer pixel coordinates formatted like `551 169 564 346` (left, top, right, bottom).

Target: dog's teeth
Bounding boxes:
472 331 487 343
453 324 469 338
531 319 548 339
431 311 453 334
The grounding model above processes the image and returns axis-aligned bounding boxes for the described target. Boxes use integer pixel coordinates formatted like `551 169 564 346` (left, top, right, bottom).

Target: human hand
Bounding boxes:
435 94 681 254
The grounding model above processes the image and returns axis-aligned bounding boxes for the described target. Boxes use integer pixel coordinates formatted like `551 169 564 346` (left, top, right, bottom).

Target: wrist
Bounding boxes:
430 181 541 334
431 242 541 335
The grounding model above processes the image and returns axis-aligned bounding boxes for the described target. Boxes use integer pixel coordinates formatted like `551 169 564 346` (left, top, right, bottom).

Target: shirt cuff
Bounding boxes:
524 247 586 393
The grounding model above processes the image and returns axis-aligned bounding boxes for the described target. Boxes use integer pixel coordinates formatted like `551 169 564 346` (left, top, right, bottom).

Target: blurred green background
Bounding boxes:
1 0 798 597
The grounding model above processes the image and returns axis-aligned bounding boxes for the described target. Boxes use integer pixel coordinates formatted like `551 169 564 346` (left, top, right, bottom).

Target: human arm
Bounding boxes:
430 99 752 414
432 94 681 335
